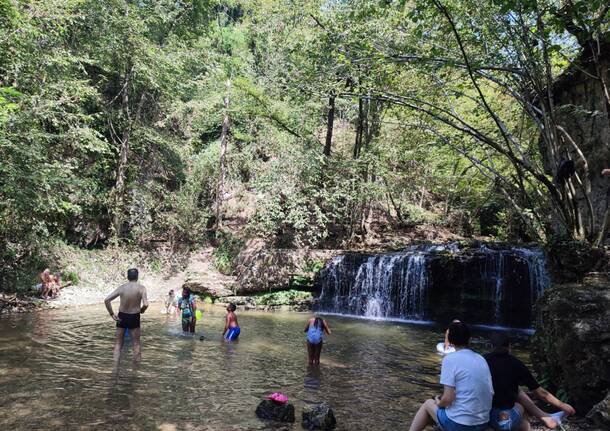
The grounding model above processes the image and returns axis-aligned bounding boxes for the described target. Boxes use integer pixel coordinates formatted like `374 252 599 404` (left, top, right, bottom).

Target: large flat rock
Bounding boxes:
235 247 339 294
180 249 236 298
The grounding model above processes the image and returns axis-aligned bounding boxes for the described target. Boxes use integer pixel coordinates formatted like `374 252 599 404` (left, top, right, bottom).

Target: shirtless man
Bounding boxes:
39 268 52 299
222 303 240 341
104 268 148 362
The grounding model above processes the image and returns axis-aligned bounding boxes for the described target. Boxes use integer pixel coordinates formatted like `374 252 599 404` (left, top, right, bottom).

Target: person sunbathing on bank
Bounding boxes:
39 268 53 299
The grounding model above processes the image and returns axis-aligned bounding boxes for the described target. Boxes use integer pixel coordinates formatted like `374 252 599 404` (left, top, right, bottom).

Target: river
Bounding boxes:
0 304 531 430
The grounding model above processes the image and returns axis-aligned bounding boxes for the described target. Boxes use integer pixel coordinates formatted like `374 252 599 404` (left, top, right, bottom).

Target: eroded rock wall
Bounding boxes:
545 42 610 241
234 246 339 294
532 278 610 414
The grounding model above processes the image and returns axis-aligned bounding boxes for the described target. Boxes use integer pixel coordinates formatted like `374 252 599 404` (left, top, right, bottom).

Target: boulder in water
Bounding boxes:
255 399 295 423
302 402 336 430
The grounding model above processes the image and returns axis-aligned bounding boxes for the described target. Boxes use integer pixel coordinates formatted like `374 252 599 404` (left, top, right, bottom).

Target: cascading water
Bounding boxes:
337 253 429 319
317 243 550 328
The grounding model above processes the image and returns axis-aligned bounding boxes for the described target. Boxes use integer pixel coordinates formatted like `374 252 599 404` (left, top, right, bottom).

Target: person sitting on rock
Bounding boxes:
485 332 575 431
178 287 197 333
48 274 60 298
50 274 70 298
304 316 331 365
408 321 493 431
223 303 240 341
39 268 53 299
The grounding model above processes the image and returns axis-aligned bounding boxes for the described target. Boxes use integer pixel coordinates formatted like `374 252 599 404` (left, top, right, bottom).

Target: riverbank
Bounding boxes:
0 243 320 313
1 242 191 312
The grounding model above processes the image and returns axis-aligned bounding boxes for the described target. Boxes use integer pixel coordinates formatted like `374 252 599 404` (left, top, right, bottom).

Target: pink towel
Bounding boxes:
267 392 288 404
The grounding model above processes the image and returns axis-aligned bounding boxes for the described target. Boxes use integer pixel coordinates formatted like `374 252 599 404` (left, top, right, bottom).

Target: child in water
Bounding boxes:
164 289 176 314
177 287 197 333
304 317 331 365
222 303 240 341
443 318 461 352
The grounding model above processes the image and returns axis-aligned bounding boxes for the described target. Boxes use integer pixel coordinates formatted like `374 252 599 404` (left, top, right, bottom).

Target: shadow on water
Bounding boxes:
0 304 533 430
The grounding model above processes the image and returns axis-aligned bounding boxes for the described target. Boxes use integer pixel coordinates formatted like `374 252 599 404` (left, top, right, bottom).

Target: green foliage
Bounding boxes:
303 258 324 274
212 232 244 275
62 271 80 286
2 0 606 289
149 259 162 274
255 289 313 306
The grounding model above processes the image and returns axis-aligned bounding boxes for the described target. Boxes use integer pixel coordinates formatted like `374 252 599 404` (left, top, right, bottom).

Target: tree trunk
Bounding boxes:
364 98 382 148
353 97 364 158
215 79 231 231
111 66 132 237
323 92 335 157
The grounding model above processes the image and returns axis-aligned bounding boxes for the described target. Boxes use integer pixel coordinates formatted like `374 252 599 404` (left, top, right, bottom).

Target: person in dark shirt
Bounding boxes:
484 333 575 431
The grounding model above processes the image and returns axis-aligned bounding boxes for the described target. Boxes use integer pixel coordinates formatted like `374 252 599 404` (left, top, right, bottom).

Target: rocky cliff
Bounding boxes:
234 246 338 294
532 276 610 421
545 42 610 243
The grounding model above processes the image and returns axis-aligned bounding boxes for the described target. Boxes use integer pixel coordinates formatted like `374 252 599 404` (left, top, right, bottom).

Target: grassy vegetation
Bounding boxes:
212 232 245 275
253 289 314 306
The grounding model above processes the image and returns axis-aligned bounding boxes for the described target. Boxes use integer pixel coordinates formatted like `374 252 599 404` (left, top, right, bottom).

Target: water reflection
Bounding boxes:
0 304 531 430
304 364 322 390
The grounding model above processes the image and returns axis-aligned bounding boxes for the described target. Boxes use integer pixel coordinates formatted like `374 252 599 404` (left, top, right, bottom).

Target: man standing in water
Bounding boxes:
104 268 148 362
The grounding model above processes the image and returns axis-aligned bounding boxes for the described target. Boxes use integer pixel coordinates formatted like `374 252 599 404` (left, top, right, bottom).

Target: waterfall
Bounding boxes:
317 243 550 327
513 247 550 305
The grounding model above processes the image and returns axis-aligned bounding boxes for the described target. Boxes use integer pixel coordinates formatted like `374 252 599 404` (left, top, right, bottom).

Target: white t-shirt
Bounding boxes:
440 348 494 425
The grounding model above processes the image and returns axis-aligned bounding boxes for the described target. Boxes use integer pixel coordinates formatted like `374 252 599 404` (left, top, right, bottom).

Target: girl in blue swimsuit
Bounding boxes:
304 317 331 365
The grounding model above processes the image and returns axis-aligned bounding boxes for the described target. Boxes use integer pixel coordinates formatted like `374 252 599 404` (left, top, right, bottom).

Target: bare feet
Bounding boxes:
540 416 558 429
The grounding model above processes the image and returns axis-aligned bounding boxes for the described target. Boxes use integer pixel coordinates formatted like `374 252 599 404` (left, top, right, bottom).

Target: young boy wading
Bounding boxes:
104 268 149 362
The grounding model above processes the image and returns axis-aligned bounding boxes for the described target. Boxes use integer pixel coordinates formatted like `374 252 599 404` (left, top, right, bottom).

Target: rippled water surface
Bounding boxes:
0 304 530 430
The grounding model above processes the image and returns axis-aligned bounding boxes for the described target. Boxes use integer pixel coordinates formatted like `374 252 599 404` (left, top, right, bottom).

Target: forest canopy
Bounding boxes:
1 0 609 288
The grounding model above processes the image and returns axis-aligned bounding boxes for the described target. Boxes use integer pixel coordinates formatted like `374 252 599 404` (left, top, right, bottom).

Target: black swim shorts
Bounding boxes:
117 312 140 329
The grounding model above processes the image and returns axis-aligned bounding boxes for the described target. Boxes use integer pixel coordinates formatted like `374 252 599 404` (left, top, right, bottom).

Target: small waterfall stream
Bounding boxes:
317 243 550 328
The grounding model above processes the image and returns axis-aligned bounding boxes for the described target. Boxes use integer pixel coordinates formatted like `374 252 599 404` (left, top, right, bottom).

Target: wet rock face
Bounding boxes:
545 237 605 282
302 402 336 430
255 399 296 423
317 244 549 328
532 280 610 414
426 252 536 327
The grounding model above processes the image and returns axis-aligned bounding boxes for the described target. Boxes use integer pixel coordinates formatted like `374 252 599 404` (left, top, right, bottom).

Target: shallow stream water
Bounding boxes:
0 304 530 430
